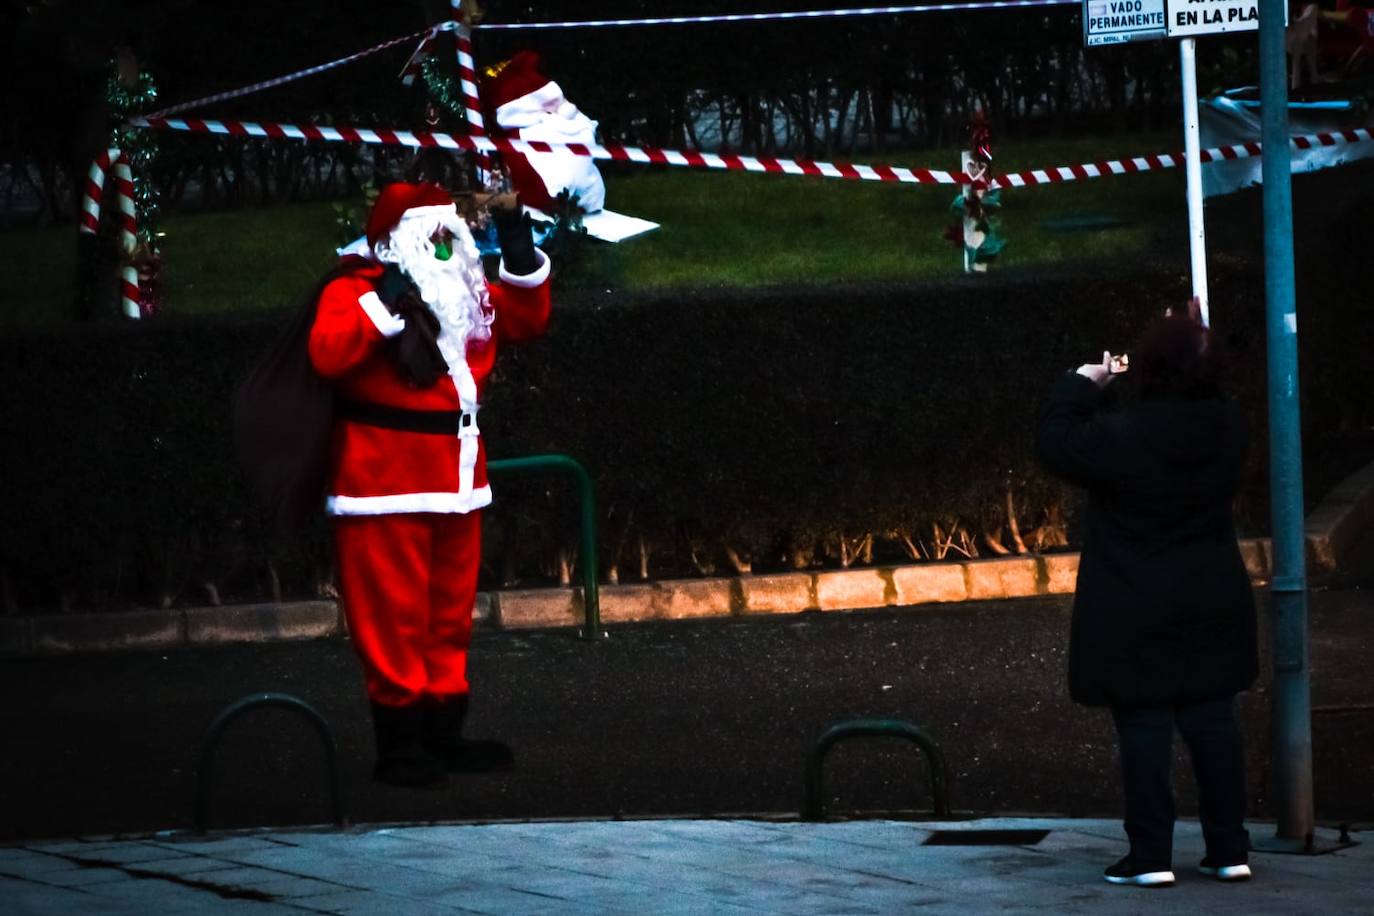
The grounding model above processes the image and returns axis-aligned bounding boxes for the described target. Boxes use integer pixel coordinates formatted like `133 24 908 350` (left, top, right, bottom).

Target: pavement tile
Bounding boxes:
791 820 933 850
668 870 900 913
1248 853 1374 889
23 839 135 854
210 845 372 883
646 819 798 846
641 900 770 916
14 865 135 888
343 861 484 897
0 847 89 875
161 902 308 916
153 835 291 856
291 889 473 915
242 874 349 898
483 862 627 897
492 904 636 916
184 864 315 887
0 874 147 916
82 873 245 909
69 842 196 865
117 855 246 877
424 882 579 915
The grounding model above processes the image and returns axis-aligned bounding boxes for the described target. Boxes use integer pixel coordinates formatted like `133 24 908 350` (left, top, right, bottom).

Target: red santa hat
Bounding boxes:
482 51 563 123
365 182 454 247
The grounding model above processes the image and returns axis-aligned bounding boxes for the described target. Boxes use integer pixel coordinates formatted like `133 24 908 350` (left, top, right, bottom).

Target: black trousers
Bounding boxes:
1110 696 1249 868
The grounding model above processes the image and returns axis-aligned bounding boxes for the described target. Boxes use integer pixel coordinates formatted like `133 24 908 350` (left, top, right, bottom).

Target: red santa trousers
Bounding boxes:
333 510 481 707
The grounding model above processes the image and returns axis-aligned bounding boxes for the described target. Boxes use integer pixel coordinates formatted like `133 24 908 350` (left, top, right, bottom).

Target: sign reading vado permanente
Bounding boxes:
1083 0 1166 45
1165 0 1262 35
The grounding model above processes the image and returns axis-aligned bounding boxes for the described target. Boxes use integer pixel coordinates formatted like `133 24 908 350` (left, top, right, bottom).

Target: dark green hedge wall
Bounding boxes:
2 251 1368 613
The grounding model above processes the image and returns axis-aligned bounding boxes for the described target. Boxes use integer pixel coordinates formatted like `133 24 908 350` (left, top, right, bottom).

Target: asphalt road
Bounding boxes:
2 590 1371 843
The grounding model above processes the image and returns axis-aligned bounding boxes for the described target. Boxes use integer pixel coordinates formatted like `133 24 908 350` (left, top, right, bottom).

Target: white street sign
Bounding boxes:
1165 0 1263 36
1083 0 1167 45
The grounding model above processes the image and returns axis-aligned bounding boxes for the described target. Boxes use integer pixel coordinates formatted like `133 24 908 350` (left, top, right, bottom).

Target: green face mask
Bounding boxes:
433 239 452 261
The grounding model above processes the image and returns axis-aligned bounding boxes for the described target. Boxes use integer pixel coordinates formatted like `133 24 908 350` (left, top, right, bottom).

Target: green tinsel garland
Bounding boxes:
105 66 161 249
420 56 467 125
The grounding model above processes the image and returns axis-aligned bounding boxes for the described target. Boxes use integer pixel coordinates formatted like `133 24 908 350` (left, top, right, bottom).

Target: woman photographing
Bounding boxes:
1036 305 1257 888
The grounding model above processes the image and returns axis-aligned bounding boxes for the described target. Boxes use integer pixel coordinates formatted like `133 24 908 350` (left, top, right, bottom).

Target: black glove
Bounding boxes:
376 267 448 388
492 206 540 277
375 263 416 308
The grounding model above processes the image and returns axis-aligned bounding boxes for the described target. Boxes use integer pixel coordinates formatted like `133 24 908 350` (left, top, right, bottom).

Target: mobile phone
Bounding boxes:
1109 353 1130 374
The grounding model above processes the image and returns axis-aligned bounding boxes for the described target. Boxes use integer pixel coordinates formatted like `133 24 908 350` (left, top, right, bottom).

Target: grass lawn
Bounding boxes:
4 130 1192 324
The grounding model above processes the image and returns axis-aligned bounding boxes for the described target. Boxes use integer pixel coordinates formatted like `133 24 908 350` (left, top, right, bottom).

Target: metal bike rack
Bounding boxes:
488 453 605 639
195 692 348 834
803 719 952 821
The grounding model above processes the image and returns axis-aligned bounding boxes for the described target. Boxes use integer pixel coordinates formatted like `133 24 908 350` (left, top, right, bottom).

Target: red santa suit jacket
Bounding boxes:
307 252 551 516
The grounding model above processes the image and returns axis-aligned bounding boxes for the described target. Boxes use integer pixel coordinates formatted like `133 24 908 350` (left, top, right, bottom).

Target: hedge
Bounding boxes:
1 240 1369 613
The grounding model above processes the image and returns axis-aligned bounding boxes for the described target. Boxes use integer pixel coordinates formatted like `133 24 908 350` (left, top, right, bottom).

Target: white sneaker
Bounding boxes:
1198 859 1251 881
1104 857 1176 887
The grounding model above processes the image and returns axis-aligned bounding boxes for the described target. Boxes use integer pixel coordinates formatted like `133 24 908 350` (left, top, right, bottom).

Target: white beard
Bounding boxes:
498 85 607 213
372 209 494 398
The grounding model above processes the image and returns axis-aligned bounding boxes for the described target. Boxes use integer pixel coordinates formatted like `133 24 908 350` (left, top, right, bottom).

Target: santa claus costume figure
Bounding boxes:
482 50 606 217
308 182 551 788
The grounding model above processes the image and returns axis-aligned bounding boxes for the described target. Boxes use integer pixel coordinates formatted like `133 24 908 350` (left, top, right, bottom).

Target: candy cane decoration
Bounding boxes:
454 19 492 174
79 148 122 235
79 147 141 318
111 156 141 318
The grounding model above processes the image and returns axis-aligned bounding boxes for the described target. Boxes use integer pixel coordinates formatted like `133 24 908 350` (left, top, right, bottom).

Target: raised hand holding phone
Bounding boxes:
1076 350 1116 387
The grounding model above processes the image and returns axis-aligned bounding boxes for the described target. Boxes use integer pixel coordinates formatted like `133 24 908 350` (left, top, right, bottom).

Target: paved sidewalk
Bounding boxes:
1 817 1366 915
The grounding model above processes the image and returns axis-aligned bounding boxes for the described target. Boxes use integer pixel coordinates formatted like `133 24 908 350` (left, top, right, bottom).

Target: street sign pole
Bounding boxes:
1178 37 1210 326
1254 0 1316 852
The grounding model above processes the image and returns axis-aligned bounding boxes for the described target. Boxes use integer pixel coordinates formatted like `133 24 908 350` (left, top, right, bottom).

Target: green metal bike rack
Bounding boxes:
487 453 605 639
803 719 952 821
196 692 347 834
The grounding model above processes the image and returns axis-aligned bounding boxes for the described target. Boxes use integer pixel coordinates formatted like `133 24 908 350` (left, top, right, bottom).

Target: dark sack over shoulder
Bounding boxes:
231 262 358 530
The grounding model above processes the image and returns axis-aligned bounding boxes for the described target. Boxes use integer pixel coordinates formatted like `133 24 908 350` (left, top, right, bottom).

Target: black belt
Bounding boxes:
338 399 476 436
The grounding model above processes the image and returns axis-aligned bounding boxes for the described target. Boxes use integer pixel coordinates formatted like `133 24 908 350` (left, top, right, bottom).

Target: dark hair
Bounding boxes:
1133 315 1226 399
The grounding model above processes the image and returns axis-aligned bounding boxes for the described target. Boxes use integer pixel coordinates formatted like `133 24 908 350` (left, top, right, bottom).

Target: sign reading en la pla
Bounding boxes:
1083 0 1272 44
1165 0 1261 36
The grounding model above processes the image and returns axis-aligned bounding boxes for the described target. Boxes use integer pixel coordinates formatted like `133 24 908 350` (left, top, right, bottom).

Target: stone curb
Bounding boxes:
3 459 1370 655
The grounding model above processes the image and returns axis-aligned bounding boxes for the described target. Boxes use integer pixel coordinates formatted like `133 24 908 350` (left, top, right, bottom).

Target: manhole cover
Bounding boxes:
922 829 1050 846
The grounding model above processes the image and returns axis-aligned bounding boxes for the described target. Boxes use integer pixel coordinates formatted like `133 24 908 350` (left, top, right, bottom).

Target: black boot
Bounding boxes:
424 694 514 773
370 701 448 788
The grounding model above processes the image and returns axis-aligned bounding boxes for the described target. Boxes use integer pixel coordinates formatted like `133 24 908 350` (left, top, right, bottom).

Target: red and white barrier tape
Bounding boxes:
79 148 141 318
399 32 439 86
148 24 453 119
992 128 1374 187
478 1 1077 30
129 116 1374 189
131 116 964 184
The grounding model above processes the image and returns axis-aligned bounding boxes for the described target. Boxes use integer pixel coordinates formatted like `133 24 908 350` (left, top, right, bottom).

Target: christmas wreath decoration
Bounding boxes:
944 114 1005 270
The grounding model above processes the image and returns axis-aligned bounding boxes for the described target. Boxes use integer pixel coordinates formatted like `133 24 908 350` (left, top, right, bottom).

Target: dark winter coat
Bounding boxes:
1035 372 1258 708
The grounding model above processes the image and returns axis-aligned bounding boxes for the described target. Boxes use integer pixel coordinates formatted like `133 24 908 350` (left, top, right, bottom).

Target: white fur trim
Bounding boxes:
357 291 406 338
325 486 492 516
336 235 374 259
495 81 564 128
499 248 551 288
395 203 458 225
